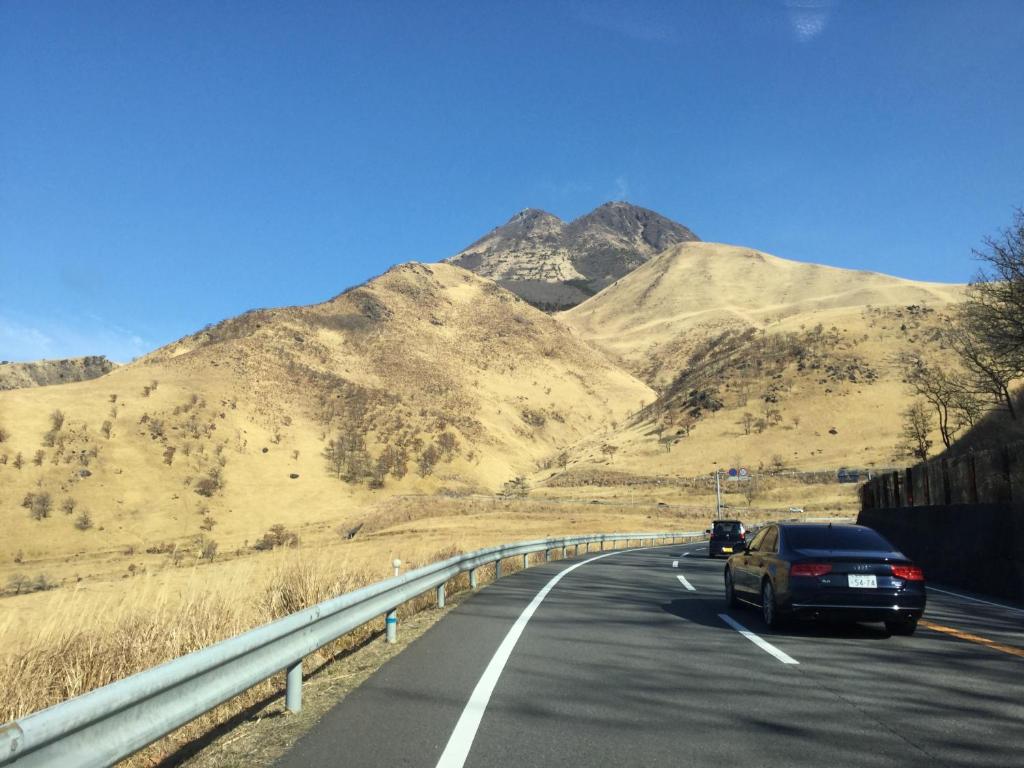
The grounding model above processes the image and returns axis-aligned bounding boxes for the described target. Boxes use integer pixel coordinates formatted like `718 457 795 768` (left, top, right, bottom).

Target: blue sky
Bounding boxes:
2 1 1023 362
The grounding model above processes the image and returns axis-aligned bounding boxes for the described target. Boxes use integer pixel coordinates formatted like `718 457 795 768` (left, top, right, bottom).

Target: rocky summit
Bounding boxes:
446 201 699 310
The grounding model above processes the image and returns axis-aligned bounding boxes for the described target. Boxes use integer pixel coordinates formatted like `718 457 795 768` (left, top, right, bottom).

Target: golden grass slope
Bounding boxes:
557 241 966 476
0 262 653 570
563 241 965 386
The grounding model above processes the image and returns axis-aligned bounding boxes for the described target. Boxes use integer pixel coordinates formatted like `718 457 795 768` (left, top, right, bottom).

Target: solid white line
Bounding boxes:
436 549 633 768
718 614 799 664
677 574 696 591
927 586 1024 616
672 560 679 568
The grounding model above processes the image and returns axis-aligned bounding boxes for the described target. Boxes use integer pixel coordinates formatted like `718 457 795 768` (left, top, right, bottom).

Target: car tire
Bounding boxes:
725 569 739 608
885 619 918 636
761 579 782 629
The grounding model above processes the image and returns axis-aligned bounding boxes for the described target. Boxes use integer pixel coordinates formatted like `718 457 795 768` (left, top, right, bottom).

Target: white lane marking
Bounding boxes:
672 560 679 568
436 549 635 768
718 614 799 665
927 586 1024 616
677 574 696 591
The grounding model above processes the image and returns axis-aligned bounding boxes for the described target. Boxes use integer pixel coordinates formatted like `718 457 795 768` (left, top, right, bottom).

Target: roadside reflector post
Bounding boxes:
469 568 478 590
545 548 551 562
495 558 502 580
386 609 397 643
436 583 445 608
522 553 529 569
561 545 567 559
574 544 580 557
392 558 402 577
600 540 605 551
285 660 302 713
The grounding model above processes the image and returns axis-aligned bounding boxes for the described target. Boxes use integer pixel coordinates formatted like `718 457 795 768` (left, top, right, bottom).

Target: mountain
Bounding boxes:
0 356 116 391
0 262 652 566
558 241 966 475
446 202 699 310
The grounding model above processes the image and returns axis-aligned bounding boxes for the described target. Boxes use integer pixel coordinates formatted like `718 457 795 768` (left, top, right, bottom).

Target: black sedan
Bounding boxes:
723 523 926 635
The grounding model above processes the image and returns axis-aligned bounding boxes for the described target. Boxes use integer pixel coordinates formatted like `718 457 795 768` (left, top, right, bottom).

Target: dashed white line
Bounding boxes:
718 614 799 664
677 574 696 591
672 560 679 568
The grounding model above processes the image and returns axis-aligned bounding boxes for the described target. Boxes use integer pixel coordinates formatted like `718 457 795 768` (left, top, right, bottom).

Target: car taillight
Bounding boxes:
891 565 924 581
739 531 745 540
790 563 832 577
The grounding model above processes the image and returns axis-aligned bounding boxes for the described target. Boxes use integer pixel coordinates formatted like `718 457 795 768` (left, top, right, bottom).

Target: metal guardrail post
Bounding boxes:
469 568 478 589
522 553 528 569
436 584 445 608
544 549 551 562
386 610 398 643
561 545 567 558
495 559 502 580
574 544 579 557
285 661 302 713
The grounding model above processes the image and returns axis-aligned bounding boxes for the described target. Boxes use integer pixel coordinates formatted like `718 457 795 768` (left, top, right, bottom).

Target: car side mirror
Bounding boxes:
705 528 711 534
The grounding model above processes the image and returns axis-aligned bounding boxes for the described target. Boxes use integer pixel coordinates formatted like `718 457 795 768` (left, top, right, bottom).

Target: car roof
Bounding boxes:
712 519 743 524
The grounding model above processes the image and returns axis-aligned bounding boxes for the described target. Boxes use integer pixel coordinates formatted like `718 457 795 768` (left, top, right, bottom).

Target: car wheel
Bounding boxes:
761 580 781 629
724 569 739 608
885 619 918 636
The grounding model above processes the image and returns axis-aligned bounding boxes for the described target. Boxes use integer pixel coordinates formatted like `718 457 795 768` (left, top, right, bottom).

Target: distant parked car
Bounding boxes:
723 523 925 635
706 519 746 558
788 506 804 515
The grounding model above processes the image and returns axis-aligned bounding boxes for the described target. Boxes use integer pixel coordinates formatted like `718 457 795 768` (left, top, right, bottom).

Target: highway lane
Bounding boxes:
276 540 1024 768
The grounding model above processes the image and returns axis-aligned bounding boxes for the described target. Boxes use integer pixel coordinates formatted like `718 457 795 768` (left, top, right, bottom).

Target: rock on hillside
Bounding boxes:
447 202 699 311
0 356 116 391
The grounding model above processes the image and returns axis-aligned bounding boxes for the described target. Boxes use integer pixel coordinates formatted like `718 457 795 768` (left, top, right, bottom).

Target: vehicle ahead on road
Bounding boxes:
706 519 746 558
723 523 925 635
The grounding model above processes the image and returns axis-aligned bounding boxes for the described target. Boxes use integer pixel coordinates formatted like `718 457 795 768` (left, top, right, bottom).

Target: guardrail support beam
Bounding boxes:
386 609 397 643
286 660 302 713
436 584 445 608
544 549 551 562
561 545 567 558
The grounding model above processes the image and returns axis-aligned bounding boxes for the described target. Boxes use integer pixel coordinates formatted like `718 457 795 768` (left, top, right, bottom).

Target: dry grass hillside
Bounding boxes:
0 262 652 580
0 356 115 390
558 242 966 478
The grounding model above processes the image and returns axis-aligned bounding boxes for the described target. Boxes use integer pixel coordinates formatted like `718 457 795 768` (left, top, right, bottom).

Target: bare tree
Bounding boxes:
948 307 1020 419
900 401 933 461
739 412 755 435
901 354 979 448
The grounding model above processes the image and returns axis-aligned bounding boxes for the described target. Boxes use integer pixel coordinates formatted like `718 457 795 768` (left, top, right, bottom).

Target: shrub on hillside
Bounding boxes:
74 510 93 530
253 524 299 551
22 492 52 521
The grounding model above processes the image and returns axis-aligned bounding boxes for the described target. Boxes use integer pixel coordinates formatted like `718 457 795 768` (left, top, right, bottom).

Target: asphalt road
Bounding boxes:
276 542 1024 768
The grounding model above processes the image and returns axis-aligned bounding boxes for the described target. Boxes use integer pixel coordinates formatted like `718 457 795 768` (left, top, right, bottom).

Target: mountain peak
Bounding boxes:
446 202 699 311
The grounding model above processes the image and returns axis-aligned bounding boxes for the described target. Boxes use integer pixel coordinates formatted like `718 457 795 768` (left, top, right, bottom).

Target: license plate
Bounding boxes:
722 547 733 553
848 574 877 589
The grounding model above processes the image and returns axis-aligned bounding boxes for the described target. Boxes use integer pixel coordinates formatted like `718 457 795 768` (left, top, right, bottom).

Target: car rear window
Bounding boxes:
713 522 741 536
785 526 891 551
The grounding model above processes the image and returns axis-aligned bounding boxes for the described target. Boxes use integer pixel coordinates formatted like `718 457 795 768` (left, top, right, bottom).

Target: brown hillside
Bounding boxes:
0 262 653 568
0 356 116 391
557 242 966 476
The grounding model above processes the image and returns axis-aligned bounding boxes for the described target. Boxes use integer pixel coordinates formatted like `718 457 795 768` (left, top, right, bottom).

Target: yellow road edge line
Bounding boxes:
920 620 1024 659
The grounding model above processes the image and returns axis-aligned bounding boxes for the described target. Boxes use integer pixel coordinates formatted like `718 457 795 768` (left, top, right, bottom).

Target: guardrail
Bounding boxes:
0 530 701 767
